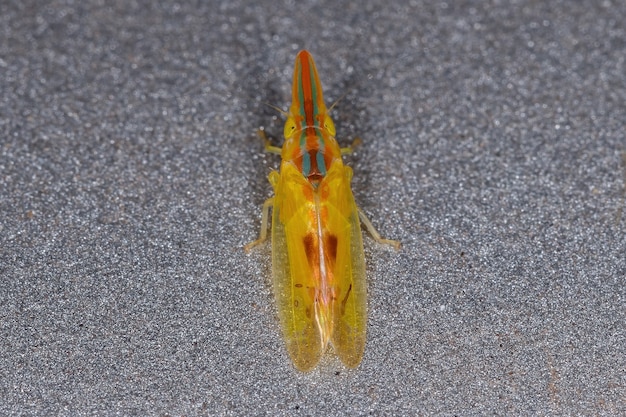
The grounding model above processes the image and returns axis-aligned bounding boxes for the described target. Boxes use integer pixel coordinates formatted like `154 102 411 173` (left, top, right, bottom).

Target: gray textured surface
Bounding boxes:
1 1 625 415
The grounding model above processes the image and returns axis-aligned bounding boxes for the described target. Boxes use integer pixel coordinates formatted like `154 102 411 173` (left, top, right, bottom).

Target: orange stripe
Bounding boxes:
300 52 315 132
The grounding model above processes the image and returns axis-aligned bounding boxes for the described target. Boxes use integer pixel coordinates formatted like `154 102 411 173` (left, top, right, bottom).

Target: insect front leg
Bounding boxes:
244 197 274 252
257 129 282 155
357 207 401 250
340 137 362 155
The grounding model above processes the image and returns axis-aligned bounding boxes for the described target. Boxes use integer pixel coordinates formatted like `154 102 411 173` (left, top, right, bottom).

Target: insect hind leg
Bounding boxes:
357 207 401 250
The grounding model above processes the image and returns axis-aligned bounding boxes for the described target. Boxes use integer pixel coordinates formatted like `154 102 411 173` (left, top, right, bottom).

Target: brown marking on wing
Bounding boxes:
326 234 338 265
340 283 352 316
302 234 317 267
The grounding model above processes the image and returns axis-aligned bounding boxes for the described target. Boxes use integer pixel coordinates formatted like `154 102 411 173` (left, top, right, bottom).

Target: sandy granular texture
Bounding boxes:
1 1 624 415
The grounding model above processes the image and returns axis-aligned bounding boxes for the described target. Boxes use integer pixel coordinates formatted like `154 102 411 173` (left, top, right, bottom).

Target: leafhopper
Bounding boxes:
246 50 399 371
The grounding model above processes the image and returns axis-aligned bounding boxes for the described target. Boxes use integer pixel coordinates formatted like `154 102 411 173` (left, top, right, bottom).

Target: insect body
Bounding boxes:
246 50 399 371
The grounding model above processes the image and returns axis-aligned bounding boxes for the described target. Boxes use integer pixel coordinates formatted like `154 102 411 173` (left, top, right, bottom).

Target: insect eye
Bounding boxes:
324 115 336 136
283 117 297 139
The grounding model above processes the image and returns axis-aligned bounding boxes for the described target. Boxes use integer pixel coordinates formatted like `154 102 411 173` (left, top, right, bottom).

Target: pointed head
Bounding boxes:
284 50 336 140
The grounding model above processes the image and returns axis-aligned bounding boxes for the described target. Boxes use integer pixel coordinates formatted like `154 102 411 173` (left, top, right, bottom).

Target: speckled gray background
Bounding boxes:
1 1 625 415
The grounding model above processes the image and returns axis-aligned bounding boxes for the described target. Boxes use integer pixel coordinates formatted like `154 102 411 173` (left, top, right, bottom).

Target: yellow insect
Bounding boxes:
245 50 399 371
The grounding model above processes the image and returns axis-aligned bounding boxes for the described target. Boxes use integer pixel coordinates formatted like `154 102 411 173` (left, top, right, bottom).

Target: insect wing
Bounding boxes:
322 164 367 368
271 164 323 371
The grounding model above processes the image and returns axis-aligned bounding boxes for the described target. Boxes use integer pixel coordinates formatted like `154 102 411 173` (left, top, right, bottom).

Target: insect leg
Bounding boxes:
340 137 362 155
357 207 401 250
257 129 282 155
244 197 274 252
